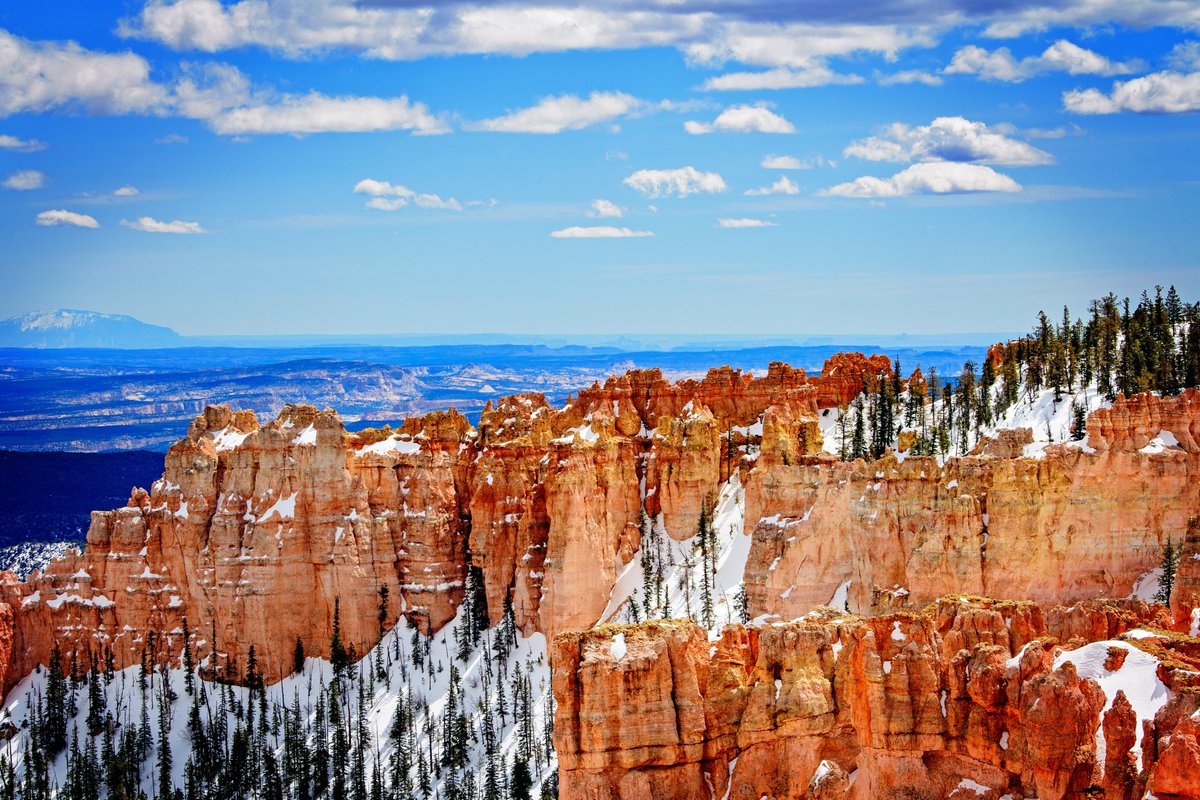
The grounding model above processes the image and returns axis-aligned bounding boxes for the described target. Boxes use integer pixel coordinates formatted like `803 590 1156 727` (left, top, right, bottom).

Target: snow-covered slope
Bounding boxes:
0 610 556 798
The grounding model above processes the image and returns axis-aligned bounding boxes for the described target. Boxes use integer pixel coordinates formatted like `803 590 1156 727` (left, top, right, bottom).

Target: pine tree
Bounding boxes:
86 657 104 736
850 397 865 461
44 641 69 756
331 597 349 681
1155 539 1179 605
1071 400 1087 441
181 616 195 696
510 754 533 800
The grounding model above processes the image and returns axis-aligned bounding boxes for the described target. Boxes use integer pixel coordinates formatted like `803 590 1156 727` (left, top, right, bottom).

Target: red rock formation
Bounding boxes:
809 352 894 408
554 599 1199 800
1 361 1198 717
741 389 1200 623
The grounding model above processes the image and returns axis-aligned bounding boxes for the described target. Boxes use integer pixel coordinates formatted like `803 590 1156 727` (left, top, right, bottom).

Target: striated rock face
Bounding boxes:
0 364 826 688
554 599 1200 800
0 403 474 687
0 363 1198 712
742 390 1200 623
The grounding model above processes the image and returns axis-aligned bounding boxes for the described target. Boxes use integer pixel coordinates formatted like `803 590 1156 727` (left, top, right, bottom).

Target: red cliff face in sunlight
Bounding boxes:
0 361 1197 799
553 599 1199 800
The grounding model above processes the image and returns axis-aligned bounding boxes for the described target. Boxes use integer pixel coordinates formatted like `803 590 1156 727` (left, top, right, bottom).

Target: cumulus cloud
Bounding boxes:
685 104 795 134
623 166 726 198
717 217 777 228
1063 70 1200 114
744 176 800 196
980 1 1200 38
122 0 932 69
703 66 863 91
588 199 624 218
844 117 1053 166
945 40 1140 82
0 134 47 152
823 162 1021 197
0 29 166 117
877 69 943 86
762 154 826 169
549 226 653 238
35 209 99 228
3 169 45 190
474 91 641 134
124 0 711 59
354 178 464 211
114 186 140 197
121 216 207 233
685 21 932 70
209 93 448 135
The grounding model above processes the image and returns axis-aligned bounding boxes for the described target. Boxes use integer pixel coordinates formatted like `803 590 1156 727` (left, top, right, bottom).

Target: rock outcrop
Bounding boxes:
554 599 1200 800
742 390 1200 622
0 364 1197 717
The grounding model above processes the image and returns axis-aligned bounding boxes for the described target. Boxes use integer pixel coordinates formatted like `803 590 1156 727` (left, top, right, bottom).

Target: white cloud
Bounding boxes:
549 226 653 238
685 104 795 134
123 0 930 70
35 209 99 228
744 175 800 196
589 199 624 218
945 40 1140 83
366 197 408 211
717 217 777 228
354 178 463 211
1063 70 1200 114
172 62 254 120
121 216 207 233
623 166 726 198
0 29 166 117
823 162 1021 197
114 186 140 197
354 179 413 198
981 1 1200 38
155 133 189 144
413 194 463 211
3 169 45 190
703 66 863 91
685 21 932 70
210 93 448 136
474 91 641 134
844 117 1053 166
124 0 711 59
1168 41 1200 71
0 134 47 152
878 70 943 86
761 154 826 169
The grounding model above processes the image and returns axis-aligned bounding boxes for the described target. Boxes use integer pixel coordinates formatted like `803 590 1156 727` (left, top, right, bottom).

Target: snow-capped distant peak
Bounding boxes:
9 309 132 332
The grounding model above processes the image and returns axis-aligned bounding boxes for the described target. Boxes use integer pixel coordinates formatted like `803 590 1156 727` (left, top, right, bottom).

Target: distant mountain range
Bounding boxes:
0 309 1015 350
0 309 184 348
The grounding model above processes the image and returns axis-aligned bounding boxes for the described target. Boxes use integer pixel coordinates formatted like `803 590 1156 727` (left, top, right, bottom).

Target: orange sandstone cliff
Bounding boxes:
0 359 1197 800
553 599 1200 800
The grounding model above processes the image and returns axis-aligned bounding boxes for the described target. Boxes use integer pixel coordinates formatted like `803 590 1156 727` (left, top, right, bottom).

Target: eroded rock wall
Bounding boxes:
553 599 1200 800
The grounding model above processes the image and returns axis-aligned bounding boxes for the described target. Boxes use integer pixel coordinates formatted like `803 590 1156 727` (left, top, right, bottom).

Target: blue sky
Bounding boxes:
1 0 1198 336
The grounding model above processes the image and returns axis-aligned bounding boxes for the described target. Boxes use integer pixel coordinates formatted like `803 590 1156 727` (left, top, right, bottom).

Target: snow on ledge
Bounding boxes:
610 632 627 661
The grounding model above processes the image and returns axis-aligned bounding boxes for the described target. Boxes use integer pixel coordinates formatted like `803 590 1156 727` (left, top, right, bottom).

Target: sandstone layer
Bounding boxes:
0 365 1196 704
553 598 1200 800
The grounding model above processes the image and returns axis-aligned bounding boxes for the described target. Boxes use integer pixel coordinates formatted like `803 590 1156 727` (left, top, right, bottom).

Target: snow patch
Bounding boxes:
610 632 627 661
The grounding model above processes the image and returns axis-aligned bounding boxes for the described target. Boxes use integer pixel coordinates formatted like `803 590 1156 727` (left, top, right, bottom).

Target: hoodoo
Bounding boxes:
3 338 1200 799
